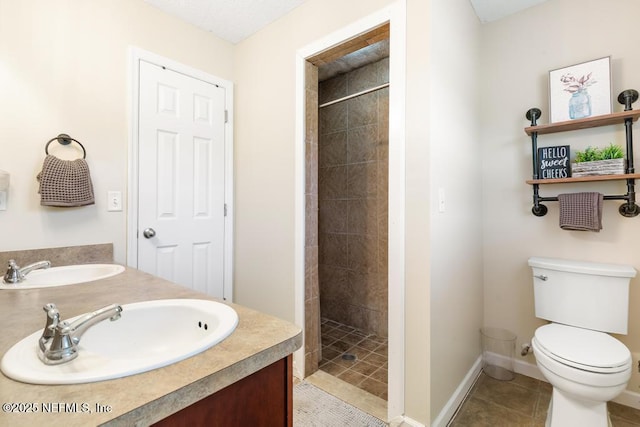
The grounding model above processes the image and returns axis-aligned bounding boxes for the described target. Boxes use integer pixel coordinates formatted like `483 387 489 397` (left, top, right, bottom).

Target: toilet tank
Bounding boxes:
528 257 636 334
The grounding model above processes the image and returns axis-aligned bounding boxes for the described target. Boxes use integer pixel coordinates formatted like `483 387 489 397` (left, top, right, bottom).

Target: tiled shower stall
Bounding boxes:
304 55 389 384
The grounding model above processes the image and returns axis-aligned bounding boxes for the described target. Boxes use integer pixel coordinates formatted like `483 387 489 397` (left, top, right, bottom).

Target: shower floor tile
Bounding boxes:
319 317 388 400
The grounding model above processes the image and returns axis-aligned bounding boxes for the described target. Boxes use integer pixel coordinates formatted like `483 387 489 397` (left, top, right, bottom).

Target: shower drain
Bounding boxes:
341 353 356 361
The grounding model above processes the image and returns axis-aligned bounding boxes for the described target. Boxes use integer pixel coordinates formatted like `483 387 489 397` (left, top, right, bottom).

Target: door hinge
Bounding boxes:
224 110 228 123
224 203 227 217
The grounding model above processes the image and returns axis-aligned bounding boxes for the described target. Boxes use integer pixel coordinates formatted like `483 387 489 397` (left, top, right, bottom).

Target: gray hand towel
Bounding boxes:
558 192 603 232
37 155 95 207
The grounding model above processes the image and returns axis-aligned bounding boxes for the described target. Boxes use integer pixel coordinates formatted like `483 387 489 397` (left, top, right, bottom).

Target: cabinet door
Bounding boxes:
153 356 292 427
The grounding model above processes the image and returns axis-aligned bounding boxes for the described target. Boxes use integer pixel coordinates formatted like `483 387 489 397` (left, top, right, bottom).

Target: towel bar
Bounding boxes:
45 134 86 159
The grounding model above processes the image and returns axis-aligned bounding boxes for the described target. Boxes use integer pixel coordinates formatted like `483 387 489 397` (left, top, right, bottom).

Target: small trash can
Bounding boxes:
480 327 516 381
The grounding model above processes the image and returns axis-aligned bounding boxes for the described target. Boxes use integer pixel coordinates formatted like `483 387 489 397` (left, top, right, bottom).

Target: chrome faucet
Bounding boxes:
3 259 51 284
38 302 123 365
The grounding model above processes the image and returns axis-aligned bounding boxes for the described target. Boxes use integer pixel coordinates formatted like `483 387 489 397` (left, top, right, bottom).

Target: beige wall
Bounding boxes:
232 0 394 323
480 0 640 392
427 0 483 421
234 0 483 424
0 0 233 263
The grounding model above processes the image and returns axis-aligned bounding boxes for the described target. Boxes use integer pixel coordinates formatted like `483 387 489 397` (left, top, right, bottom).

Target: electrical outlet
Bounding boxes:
629 353 640 392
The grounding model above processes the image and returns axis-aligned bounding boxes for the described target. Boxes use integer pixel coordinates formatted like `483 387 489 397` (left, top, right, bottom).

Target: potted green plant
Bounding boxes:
572 143 625 177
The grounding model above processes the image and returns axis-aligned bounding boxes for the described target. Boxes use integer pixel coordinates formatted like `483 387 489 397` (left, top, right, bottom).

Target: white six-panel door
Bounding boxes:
137 60 226 298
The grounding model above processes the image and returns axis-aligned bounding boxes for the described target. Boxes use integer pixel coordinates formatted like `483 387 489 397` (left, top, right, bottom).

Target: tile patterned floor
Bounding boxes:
451 371 640 426
319 318 388 400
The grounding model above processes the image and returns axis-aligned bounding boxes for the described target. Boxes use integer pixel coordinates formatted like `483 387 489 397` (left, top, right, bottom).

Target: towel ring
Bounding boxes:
45 134 86 159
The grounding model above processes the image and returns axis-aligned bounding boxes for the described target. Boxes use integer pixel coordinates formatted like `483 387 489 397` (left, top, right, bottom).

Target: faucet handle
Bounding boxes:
3 260 21 284
44 320 78 364
39 303 60 352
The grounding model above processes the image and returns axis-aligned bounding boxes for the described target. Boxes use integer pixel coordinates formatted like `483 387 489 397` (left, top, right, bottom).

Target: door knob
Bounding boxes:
142 228 156 239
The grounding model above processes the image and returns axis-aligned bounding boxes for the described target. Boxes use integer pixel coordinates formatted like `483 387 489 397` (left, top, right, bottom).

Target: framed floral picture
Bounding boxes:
549 56 612 123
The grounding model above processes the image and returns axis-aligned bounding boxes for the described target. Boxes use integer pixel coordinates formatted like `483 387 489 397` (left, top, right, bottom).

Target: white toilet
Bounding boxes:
528 256 636 427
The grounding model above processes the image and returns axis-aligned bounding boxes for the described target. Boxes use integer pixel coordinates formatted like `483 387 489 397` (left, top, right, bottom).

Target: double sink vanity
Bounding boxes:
0 246 302 426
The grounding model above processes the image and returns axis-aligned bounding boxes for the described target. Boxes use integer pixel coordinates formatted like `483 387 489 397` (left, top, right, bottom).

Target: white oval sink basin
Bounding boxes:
0 264 125 289
1 299 238 384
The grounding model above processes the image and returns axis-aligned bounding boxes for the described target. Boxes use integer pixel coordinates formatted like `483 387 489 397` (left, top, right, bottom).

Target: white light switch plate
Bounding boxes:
438 188 445 213
107 191 122 212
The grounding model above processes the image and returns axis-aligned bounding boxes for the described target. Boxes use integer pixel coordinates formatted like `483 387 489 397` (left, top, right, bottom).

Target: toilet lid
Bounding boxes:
535 324 631 373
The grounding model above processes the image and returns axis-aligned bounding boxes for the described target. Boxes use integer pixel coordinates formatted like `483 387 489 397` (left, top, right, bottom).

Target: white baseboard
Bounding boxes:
431 356 483 427
398 416 426 427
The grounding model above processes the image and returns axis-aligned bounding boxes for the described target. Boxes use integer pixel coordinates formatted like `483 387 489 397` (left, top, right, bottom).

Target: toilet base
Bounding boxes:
547 389 612 427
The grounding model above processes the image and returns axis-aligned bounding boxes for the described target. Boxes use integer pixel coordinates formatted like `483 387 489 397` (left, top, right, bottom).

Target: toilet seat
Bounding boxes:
535 324 631 374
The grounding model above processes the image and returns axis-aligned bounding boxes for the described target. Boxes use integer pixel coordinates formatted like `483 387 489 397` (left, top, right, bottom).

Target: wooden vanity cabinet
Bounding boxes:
153 355 293 427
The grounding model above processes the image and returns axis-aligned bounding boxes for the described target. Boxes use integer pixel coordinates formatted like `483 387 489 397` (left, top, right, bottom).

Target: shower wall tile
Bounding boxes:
304 61 320 375
306 88 318 145
378 234 389 278
377 159 389 234
319 232 348 268
305 294 320 377
365 272 388 312
347 124 378 164
348 92 378 128
319 264 349 301
348 234 378 273
347 270 376 301
318 57 389 338
305 349 319 377
319 199 348 233
347 163 377 199
305 297 319 338
305 60 318 91
320 102 347 134
305 142 318 195
347 61 381 94
305 195 318 246
305 246 319 299
319 165 348 200
378 87 389 156
379 57 389 84
347 199 378 236
319 130 347 168
367 310 388 337
310 247 319 300
319 74 347 105
320 264 348 289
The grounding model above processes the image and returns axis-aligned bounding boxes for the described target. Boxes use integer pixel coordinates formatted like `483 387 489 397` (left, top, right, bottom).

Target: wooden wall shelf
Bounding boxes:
524 91 640 217
525 110 640 136
526 173 640 185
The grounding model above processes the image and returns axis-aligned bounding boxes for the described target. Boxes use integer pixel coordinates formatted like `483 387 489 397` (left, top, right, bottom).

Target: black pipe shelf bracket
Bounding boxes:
525 89 640 218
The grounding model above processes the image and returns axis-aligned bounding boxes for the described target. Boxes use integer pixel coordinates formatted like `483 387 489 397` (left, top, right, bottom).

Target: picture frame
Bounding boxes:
549 56 611 123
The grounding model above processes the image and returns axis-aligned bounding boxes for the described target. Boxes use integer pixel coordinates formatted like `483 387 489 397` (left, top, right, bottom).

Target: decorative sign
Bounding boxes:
538 145 571 179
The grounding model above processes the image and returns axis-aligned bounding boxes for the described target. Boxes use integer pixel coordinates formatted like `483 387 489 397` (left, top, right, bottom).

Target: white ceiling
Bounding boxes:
144 0 550 44
144 0 311 44
469 0 549 23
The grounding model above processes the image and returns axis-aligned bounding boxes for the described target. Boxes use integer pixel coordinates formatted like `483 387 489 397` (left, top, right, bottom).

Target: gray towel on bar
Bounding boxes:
37 155 95 207
558 192 603 232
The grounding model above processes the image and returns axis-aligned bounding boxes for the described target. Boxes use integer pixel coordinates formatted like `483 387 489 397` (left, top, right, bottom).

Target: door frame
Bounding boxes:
127 47 235 301
294 1 406 421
